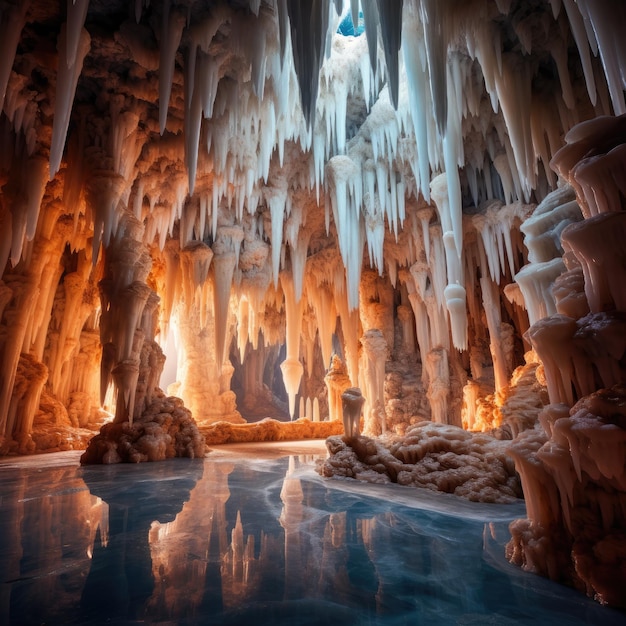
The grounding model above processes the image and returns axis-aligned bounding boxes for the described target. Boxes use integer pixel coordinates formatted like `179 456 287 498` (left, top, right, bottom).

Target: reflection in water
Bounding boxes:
79 460 204 622
1 454 625 625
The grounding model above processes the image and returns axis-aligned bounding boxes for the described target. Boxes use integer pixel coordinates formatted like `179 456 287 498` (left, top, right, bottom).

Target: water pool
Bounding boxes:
0 446 623 625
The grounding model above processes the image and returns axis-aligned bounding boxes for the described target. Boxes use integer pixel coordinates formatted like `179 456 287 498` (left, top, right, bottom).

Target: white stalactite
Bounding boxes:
50 26 91 178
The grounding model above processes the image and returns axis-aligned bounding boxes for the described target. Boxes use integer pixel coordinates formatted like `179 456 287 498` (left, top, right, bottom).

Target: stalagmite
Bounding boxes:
360 329 388 435
325 354 352 423
341 386 365 438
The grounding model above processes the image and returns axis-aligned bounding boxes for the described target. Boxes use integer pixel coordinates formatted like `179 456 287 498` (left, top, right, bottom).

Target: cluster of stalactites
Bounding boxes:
146 0 607 326
280 0 616 348
3 0 625 433
1 0 621 289
98 214 161 423
20 0 617 362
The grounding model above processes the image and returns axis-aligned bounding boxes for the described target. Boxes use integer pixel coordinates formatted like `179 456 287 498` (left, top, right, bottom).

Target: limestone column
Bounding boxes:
360 330 388 435
324 354 351 422
98 213 153 424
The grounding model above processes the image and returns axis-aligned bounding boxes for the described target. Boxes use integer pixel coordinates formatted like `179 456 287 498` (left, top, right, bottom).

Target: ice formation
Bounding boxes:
0 0 625 610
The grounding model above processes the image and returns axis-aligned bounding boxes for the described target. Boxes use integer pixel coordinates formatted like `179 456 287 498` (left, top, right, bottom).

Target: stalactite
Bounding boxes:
158 2 186 135
0 1 30 114
50 25 91 178
285 0 330 126
279 271 304 419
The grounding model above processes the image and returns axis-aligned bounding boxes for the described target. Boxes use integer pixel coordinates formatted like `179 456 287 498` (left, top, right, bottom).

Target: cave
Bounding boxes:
1 0 626 622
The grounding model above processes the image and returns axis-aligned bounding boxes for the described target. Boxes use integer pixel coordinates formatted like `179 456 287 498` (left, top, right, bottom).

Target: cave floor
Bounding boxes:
0 444 624 625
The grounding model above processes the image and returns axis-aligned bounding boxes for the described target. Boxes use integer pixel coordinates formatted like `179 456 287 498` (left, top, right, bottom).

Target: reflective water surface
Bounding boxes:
0 447 624 626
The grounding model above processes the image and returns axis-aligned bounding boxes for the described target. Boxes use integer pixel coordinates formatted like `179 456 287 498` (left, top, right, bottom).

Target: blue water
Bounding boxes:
0 451 624 625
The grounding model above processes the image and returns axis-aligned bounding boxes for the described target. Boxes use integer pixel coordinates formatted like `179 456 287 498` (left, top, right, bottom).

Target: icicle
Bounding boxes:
286 0 331 127
375 161 387 216
549 35 575 110
376 0 403 109
50 26 91 177
493 154 514 204
307 283 336 369
361 0 379 74
185 51 204 194
135 0 143 23
86 172 125 264
576 0 626 115
402 12 431 203
0 1 29 114
180 241 213 311
326 155 364 309
290 230 311 303
364 193 384 274
493 55 534 197
277 0 289 67
8 208 26 270
266 182 288 287
350 0 360 28
562 0 597 106
25 157 49 241
159 3 186 134
66 0 90 68
249 0 262 16
117 283 152 362
260 99 277 182
420 0 447 136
